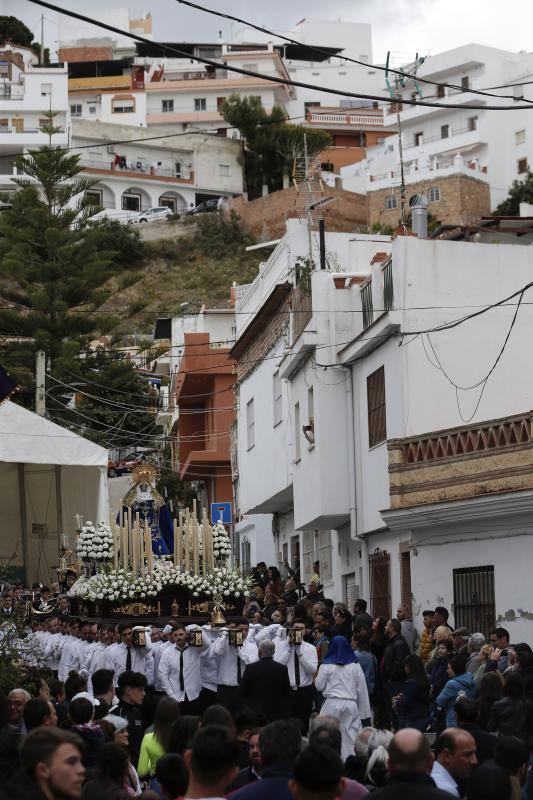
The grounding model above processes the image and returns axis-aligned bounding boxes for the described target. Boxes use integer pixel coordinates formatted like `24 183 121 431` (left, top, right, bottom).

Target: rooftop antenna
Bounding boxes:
385 52 426 228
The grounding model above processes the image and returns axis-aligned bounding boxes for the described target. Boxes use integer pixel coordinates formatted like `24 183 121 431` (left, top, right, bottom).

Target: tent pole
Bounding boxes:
55 465 63 570
18 463 29 584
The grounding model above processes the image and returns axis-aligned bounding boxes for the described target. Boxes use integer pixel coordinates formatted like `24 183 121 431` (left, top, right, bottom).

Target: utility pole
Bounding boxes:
40 15 44 65
35 350 46 416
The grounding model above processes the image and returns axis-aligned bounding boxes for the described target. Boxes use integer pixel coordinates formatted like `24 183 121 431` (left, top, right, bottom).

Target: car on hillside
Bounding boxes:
186 198 220 215
129 206 173 224
107 455 143 477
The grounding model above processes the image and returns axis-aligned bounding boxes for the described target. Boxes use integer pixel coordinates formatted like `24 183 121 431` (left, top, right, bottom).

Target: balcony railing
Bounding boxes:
383 260 393 311
361 280 374 329
307 110 384 128
0 125 66 134
79 157 193 182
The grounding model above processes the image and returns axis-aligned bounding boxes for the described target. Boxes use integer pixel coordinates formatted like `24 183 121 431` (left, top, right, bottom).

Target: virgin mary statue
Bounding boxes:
120 462 174 555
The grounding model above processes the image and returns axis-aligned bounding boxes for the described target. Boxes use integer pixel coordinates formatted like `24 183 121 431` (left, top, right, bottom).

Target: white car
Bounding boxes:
129 206 173 224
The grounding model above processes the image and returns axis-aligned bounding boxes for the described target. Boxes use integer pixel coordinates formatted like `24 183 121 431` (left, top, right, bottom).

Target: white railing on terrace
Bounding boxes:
78 157 192 180
0 125 66 134
233 283 252 304
403 126 479 149
368 153 488 183
0 82 24 99
307 111 384 127
235 237 291 335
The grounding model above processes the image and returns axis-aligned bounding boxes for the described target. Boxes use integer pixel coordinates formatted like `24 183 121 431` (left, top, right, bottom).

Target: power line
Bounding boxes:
173 0 533 105
25 0 533 111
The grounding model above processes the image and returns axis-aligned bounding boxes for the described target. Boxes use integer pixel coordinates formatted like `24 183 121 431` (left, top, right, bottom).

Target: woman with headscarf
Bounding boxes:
314 635 371 761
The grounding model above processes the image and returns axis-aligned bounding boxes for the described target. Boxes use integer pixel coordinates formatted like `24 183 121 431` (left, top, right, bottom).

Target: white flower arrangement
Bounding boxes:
76 521 114 561
212 522 232 565
67 559 251 603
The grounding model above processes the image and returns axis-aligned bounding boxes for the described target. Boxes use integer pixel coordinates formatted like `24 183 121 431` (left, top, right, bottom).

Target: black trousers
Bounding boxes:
290 685 314 733
216 684 242 714
178 695 202 716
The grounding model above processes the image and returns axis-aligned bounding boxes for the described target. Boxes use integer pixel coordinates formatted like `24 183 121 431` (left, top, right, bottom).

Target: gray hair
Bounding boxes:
354 726 376 758
368 728 394 757
9 688 31 702
309 715 340 734
258 639 275 657
366 745 389 784
468 633 486 653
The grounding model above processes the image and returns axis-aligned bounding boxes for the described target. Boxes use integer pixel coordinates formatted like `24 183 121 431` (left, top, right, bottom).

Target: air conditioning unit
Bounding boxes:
107 144 116 154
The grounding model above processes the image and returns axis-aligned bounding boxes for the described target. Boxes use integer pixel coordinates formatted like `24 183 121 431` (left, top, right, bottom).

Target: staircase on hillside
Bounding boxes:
292 153 325 229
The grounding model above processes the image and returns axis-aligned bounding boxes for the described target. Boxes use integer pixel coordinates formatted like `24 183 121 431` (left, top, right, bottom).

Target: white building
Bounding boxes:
0 43 69 179
231 219 390 599
340 44 533 209
71 119 243 216
233 210 533 641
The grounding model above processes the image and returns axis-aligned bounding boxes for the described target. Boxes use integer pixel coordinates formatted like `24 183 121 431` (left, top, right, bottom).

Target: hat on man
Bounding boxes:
452 627 471 638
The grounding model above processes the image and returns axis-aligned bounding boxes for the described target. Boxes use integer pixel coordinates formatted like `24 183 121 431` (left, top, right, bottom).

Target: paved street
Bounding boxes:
107 474 130 522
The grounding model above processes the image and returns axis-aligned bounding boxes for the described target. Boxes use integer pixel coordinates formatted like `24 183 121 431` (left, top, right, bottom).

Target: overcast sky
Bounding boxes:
6 0 533 63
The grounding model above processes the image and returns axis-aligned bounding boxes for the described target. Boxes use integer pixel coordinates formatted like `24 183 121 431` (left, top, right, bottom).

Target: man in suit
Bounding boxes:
240 639 291 722
0 593 15 621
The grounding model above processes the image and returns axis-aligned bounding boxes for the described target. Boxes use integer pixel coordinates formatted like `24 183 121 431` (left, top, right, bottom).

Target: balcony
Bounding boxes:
79 157 194 185
361 279 374 329
382 259 393 311
388 411 533 510
306 108 385 129
0 82 24 100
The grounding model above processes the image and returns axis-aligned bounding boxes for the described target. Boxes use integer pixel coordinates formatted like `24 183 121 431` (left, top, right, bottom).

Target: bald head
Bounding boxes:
259 639 275 658
436 728 477 781
388 729 433 775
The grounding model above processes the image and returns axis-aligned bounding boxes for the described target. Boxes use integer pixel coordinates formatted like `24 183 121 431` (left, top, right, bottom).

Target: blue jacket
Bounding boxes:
436 672 477 726
355 649 377 696
231 766 292 800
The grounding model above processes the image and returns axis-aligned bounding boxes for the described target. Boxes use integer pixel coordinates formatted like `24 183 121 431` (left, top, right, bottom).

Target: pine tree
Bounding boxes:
0 131 112 394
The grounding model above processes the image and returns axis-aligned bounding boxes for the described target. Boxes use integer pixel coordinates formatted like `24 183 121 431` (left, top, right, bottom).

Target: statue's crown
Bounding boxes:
131 461 158 485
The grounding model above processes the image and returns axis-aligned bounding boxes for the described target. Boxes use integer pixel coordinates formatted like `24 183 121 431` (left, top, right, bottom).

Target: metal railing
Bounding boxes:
361 280 374 329
79 157 192 181
383 260 393 311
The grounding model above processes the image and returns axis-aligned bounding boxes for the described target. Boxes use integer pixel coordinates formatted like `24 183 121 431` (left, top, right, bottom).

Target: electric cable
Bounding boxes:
173 0 533 104
25 0 533 111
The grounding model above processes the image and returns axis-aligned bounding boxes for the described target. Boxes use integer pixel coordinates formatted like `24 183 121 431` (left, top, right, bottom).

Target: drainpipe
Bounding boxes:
342 362 369 600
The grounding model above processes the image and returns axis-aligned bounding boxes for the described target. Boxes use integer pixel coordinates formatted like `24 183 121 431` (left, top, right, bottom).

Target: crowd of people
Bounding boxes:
1 564 533 799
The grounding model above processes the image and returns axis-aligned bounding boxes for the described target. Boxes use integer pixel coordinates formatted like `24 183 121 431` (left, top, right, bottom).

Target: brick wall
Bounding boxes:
367 173 491 229
236 296 290 383
229 185 367 242
58 46 113 62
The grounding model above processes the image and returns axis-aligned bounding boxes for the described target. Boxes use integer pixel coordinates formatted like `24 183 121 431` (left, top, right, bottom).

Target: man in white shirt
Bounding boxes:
43 617 62 674
274 620 318 732
104 621 152 686
431 728 477 797
208 619 258 710
159 623 211 712
58 618 83 682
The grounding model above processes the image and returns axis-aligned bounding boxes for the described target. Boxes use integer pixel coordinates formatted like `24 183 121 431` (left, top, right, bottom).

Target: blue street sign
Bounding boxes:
211 502 232 524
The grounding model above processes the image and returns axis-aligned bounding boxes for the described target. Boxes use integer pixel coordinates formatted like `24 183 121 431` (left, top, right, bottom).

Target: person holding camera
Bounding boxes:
104 622 152 686
273 620 318 732
158 622 211 713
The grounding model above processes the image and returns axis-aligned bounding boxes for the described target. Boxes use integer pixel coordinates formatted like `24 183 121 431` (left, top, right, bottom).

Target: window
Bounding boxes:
194 98 207 111
217 96 225 111
159 195 177 212
437 84 445 98
272 370 282 426
88 104 96 115
453 565 495 637
518 157 528 174
377 136 385 145
367 366 386 448
304 385 315 445
414 131 423 146
219 164 230 177
112 98 135 113
246 399 255 450
515 129 526 145
440 124 449 139
162 99 174 113
40 83 52 97
84 189 102 206
293 402 301 461
70 104 82 117
385 194 397 210
428 186 441 202
121 192 141 212
318 530 332 583
461 75 469 90
468 116 478 131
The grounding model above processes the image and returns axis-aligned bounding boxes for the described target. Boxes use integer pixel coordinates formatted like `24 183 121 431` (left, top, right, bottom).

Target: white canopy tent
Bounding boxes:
0 401 109 585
